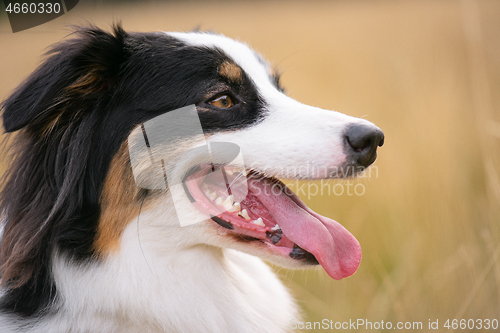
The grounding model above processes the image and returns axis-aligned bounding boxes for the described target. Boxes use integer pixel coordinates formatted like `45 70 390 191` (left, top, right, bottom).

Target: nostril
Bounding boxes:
378 136 384 147
378 133 385 147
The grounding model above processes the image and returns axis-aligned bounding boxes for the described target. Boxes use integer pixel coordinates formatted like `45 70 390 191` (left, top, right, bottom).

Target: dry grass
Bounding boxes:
1 0 500 329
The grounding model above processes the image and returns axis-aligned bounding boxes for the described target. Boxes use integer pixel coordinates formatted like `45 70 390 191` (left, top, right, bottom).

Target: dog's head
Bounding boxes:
0 25 383 316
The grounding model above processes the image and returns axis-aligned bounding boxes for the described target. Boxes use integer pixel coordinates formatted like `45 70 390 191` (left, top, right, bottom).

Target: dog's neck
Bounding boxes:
41 213 299 333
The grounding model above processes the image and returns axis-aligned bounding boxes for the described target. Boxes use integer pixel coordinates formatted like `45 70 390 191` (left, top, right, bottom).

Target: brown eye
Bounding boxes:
209 94 234 108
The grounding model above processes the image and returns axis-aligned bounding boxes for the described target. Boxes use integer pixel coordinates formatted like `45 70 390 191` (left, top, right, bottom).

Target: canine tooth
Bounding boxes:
271 224 280 231
222 195 234 210
238 209 250 220
253 217 265 227
215 197 224 205
228 202 241 212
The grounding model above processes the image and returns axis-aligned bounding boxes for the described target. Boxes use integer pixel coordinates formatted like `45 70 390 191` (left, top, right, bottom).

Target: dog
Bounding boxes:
0 25 384 332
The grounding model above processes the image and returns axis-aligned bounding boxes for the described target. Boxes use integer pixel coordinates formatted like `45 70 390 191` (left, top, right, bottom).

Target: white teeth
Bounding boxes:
238 209 250 220
271 224 280 230
253 217 265 227
222 195 234 211
228 201 240 213
215 195 240 212
225 195 234 205
205 190 217 201
223 201 233 211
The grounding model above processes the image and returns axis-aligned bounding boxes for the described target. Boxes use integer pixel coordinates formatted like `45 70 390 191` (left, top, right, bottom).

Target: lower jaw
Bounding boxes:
184 166 319 265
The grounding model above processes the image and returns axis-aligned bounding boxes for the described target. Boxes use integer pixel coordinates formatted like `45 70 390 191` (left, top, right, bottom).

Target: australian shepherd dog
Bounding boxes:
0 25 383 332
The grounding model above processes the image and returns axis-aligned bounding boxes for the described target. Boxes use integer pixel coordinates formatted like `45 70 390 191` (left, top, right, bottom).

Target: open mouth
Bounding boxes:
184 165 361 280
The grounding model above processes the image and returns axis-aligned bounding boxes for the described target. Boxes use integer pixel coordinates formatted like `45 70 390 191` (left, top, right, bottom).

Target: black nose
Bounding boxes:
344 123 384 167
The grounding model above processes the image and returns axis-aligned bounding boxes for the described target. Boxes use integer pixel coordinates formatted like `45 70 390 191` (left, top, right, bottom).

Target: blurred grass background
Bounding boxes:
1 0 500 330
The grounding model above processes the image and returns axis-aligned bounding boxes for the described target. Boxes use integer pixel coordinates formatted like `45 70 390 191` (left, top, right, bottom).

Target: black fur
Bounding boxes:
0 24 266 318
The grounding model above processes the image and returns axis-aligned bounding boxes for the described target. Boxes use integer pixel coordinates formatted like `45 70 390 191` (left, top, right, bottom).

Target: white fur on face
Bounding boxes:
168 32 381 179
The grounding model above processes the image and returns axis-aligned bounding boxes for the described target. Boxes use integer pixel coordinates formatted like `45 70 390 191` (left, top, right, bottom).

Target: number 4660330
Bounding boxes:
6 2 61 14
443 319 498 330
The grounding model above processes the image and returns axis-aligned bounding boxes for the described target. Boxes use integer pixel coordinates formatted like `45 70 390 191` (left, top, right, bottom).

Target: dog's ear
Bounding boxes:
0 24 129 314
1 24 128 133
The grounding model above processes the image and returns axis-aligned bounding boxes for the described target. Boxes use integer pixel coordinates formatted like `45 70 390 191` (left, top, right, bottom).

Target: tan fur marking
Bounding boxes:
40 70 107 138
40 113 63 138
68 69 105 94
219 61 243 83
94 142 146 255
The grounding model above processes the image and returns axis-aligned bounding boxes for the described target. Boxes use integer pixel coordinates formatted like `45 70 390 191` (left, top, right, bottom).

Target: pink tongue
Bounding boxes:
248 178 361 280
